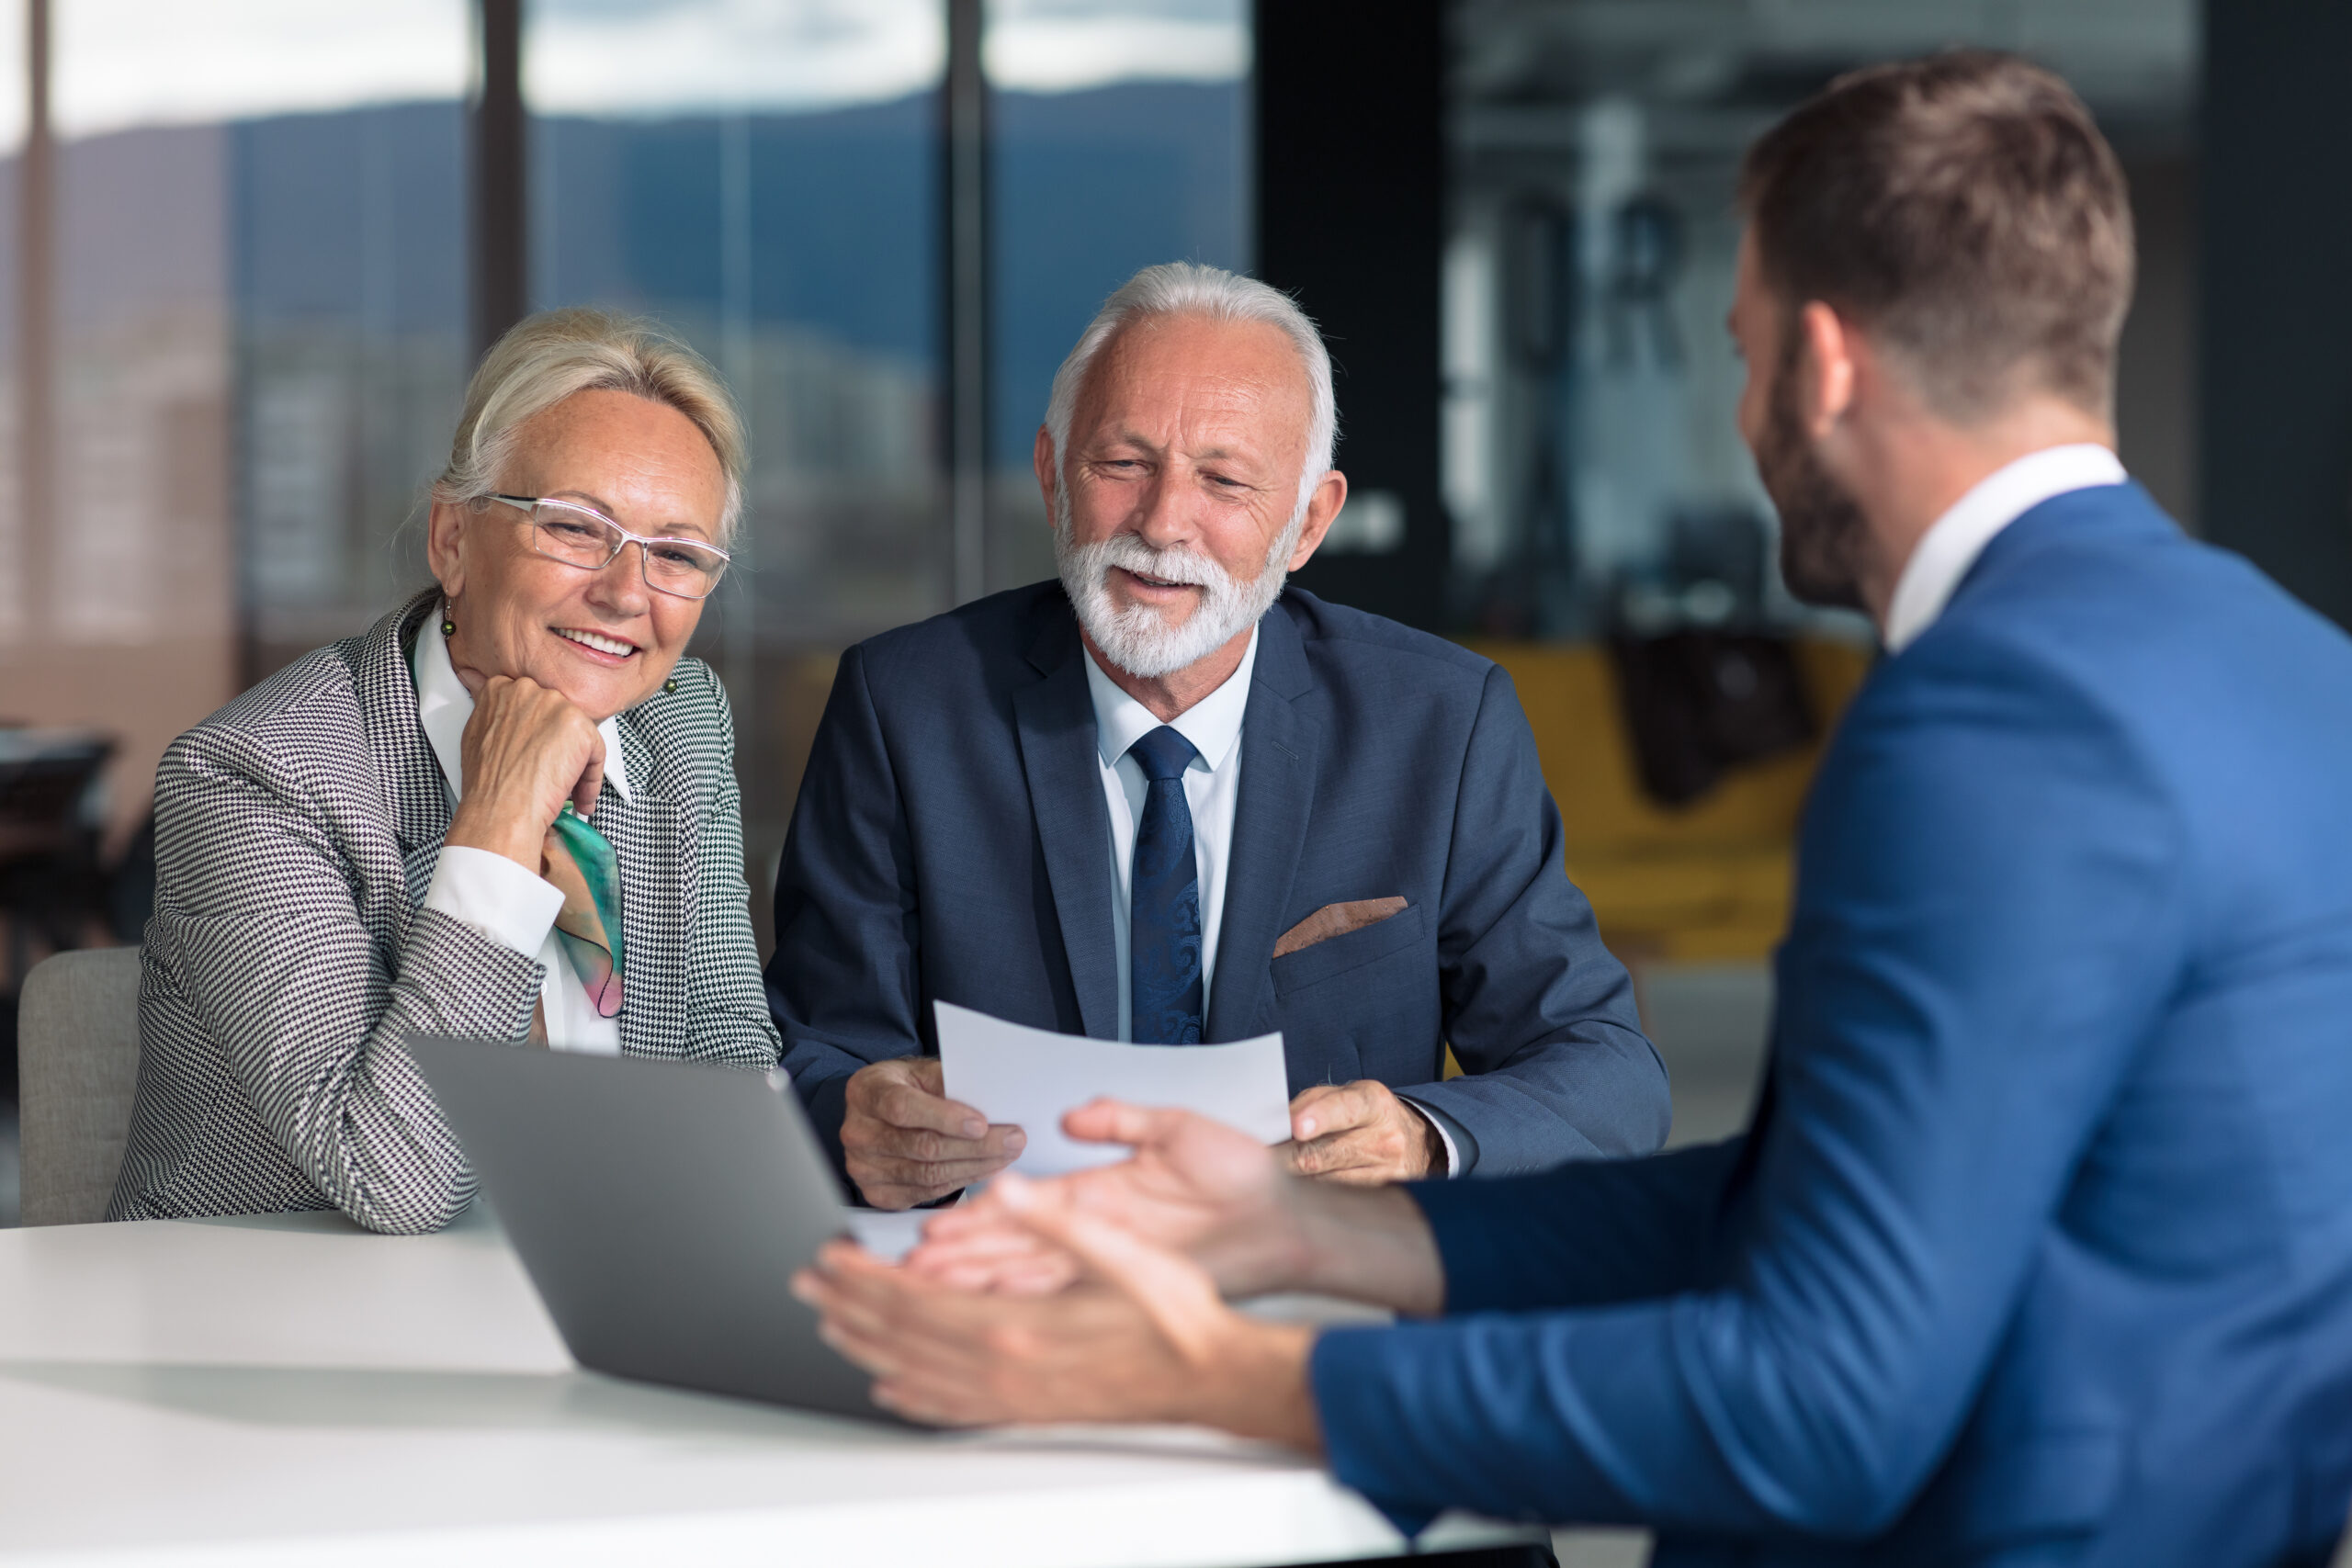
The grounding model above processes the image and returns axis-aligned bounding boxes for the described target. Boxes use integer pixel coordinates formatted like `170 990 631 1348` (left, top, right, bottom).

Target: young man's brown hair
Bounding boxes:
1737 50 2134 421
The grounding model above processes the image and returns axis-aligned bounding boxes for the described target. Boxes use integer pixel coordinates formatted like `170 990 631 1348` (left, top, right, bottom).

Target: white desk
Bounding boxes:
0 1209 1531 1566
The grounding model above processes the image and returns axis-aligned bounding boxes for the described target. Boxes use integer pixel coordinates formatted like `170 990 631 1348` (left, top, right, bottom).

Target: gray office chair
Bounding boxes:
17 945 141 1224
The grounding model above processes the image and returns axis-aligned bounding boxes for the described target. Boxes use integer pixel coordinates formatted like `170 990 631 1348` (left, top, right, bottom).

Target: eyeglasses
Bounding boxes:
488 494 732 601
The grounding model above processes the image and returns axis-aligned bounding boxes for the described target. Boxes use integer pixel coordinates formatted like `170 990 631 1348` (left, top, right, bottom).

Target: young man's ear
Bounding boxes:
1796 300 1858 438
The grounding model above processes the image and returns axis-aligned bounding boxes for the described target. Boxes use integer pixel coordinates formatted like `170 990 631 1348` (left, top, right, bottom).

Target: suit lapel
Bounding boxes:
1012 604 1120 1040
1204 603 1320 1043
598 724 687 1057
351 592 456 903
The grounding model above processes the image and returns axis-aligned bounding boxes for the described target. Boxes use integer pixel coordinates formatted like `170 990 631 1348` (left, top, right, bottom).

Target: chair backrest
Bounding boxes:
18 946 142 1225
0 739 109 820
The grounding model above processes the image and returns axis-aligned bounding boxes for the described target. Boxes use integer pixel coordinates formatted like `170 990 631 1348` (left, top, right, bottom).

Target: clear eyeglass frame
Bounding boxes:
487 493 732 601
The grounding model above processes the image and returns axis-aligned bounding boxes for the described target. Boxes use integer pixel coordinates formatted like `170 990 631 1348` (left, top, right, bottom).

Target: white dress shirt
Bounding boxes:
412 621 630 1055
1883 444 2128 653
1084 632 1256 1043
1083 631 1463 1173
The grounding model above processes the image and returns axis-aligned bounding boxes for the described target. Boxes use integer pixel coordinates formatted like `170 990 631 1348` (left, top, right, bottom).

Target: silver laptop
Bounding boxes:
403 1034 913 1425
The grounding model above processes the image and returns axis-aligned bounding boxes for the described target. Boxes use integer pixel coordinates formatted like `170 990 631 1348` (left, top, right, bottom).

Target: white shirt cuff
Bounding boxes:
1400 1097 1463 1177
424 845 564 958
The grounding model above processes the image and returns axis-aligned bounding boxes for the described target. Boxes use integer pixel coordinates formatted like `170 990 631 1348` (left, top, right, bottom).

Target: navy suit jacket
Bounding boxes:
767 582 1668 1191
1313 484 2352 1565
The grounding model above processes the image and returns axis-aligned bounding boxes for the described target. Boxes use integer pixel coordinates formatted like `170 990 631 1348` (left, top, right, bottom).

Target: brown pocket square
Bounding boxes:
1273 897 1409 959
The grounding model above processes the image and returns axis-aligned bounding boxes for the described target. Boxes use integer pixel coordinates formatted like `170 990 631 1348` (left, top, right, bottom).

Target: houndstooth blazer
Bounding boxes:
107 592 782 1235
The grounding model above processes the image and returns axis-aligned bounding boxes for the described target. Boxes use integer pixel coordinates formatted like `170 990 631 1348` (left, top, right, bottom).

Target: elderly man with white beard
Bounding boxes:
765 263 1668 1211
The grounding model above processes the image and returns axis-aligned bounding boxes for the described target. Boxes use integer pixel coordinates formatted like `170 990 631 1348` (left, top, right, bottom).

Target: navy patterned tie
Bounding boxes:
1127 726 1204 1043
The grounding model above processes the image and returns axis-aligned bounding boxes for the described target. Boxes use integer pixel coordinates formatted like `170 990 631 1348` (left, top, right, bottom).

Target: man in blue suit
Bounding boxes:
799 53 2352 1564
767 263 1668 1209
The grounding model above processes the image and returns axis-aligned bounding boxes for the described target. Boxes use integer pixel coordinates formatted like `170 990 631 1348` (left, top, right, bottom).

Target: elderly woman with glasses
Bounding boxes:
108 308 780 1235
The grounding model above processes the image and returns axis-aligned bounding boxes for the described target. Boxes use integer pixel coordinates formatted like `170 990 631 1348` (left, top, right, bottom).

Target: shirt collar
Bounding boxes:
1083 626 1259 774
411 613 632 805
1882 443 2127 653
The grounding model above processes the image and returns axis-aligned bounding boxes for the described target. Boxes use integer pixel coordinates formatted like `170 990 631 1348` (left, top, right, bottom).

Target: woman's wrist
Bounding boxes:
424 844 565 957
445 796 548 872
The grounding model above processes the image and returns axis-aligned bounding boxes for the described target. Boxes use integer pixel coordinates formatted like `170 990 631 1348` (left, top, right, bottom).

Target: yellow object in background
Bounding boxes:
1467 640 1875 964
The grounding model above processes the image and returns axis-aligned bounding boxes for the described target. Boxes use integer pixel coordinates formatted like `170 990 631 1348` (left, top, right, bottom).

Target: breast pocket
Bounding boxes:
1269 900 1429 999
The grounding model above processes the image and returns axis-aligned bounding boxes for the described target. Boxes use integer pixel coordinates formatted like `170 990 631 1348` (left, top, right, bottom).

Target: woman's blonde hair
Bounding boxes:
432 307 746 540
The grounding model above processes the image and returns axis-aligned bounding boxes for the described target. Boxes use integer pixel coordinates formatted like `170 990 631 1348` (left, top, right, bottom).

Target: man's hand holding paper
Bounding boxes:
1283 1078 1447 1182
839 1055 1026 1210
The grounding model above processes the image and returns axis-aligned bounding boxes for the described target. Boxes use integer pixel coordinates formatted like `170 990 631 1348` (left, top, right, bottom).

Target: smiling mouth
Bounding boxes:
553 626 639 659
1118 567 1196 592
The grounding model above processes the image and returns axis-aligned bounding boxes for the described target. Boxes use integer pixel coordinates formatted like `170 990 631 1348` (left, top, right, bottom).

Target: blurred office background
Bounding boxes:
1 4 2334 1558
0 1 2338 1216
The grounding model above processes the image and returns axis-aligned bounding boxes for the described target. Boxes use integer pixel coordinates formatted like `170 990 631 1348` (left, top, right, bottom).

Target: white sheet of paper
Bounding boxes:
934 1000 1292 1177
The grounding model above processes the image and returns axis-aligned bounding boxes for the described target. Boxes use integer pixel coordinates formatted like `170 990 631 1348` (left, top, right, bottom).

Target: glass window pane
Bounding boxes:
236 98 471 658
984 0 1251 590
526 0 947 905
0 1 26 649
26 2 468 847
1442 3 2197 637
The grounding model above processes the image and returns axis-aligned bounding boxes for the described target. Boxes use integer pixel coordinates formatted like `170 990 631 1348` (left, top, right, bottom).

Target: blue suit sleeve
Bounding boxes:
766 644 925 1187
1313 638 2187 1537
1400 664 1670 1171
1411 1138 1741 1312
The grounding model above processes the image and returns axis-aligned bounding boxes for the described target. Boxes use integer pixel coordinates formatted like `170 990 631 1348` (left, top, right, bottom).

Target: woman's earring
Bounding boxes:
441 617 457 637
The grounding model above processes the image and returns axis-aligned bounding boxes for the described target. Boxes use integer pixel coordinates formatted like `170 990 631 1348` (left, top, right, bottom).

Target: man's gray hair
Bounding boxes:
1043 262 1337 517
433 306 746 541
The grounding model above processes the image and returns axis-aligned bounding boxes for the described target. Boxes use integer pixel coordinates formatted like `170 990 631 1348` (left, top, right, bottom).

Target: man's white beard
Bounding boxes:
1054 490 1305 680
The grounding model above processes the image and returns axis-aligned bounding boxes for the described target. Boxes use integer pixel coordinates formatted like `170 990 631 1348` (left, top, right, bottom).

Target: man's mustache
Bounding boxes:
1093 536 1231 591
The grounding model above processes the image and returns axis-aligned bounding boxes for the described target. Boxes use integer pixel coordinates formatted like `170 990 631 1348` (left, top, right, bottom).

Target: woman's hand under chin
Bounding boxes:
444 673 607 871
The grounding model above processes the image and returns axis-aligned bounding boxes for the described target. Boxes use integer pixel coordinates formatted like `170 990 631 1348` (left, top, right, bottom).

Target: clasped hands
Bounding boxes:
791 1099 1444 1443
841 1056 1448 1210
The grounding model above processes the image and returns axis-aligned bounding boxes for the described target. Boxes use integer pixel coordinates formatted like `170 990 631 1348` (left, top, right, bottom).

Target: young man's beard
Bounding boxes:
1756 339 1871 614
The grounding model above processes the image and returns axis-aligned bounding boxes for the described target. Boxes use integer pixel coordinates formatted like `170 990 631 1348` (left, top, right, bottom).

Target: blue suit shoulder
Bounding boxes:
1905 482 2337 665
846 581 1067 686
1934 481 2352 918
1271 587 1496 692
1863 482 2352 769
